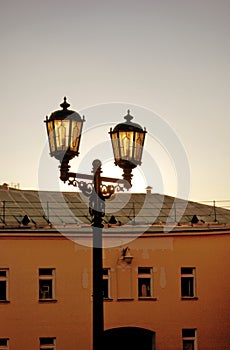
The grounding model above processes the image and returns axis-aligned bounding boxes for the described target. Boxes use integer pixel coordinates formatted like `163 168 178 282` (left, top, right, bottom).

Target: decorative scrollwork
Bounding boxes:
78 181 93 197
65 162 126 228
68 177 125 198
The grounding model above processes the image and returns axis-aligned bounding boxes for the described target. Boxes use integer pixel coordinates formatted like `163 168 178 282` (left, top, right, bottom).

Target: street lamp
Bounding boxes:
44 97 146 350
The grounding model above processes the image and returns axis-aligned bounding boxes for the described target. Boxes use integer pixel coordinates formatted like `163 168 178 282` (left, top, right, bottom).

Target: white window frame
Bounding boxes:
40 337 56 350
181 267 196 298
138 267 153 298
0 269 9 302
182 328 197 350
102 268 111 299
39 268 56 301
0 338 9 350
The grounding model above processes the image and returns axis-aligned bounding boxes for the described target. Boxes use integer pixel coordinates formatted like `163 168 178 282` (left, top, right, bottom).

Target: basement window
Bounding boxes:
182 328 197 350
40 337 56 350
39 268 55 301
181 267 196 299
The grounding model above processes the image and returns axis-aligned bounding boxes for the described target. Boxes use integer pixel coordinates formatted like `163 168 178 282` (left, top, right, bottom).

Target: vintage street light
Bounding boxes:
45 97 85 181
44 98 147 350
109 109 147 187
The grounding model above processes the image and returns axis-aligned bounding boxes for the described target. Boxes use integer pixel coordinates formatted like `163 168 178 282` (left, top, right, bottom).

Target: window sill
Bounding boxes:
103 298 113 302
181 297 198 300
138 297 157 301
0 300 10 303
39 299 57 303
117 298 134 301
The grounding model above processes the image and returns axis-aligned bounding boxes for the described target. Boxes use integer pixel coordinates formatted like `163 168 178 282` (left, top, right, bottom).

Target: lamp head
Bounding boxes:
44 97 85 163
109 110 146 187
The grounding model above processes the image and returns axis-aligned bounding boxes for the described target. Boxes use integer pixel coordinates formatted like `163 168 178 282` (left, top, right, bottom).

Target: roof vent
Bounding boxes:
146 186 152 194
0 183 9 190
191 215 205 224
21 215 30 226
108 215 117 224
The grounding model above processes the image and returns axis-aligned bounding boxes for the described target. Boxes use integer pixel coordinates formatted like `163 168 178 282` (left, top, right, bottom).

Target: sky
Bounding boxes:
0 0 230 205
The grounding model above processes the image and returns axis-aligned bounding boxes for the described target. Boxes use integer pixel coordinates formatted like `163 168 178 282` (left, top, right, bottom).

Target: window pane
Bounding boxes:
39 269 53 276
40 338 54 345
138 267 151 274
39 280 53 299
181 267 194 274
138 278 151 296
0 339 7 346
181 277 194 297
182 329 196 337
0 281 6 300
0 271 6 277
183 340 194 350
102 279 109 298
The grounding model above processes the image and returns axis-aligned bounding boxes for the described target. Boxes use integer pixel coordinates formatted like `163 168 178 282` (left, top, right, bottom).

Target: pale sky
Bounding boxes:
0 0 230 204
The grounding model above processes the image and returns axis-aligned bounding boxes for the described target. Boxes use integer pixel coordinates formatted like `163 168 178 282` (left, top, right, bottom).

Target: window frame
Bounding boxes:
182 328 197 350
39 268 56 302
181 267 197 299
0 269 9 302
138 267 153 299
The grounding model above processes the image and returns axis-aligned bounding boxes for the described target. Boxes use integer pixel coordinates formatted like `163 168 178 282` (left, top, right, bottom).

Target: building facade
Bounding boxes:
0 226 230 349
0 188 230 349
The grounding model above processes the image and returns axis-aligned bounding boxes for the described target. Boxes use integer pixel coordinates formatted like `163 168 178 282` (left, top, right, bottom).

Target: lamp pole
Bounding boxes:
44 98 146 350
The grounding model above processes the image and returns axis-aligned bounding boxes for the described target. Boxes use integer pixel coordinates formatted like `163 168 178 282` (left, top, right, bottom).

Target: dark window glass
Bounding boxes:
138 267 151 274
0 339 7 346
40 337 55 345
0 281 6 300
102 279 108 298
39 280 53 299
183 340 194 350
182 329 196 337
39 268 53 276
181 268 194 274
181 277 194 297
138 278 151 297
0 271 6 277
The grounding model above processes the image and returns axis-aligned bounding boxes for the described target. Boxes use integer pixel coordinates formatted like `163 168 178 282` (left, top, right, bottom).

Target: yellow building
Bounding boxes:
0 187 230 349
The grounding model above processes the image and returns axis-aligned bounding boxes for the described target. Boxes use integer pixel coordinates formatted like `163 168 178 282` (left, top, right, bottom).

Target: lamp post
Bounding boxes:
44 97 146 350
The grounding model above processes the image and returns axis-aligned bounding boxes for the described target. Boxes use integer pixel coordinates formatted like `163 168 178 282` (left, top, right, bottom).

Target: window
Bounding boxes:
40 337 56 350
39 268 55 301
182 329 197 350
181 267 196 298
0 269 9 302
0 338 9 350
138 267 153 298
102 268 111 299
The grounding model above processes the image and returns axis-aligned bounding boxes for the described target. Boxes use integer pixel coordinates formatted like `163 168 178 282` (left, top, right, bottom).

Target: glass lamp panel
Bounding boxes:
70 120 82 152
119 131 134 160
133 132 145 162
111 133 120 161
54 120 70 151
47 121 56 154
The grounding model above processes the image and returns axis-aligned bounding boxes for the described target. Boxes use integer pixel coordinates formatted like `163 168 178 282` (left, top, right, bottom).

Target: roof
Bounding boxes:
0 188 230 229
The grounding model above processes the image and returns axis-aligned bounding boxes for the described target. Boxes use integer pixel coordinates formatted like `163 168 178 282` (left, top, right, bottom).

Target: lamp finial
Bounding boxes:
60 96 70 110
124 109 133 123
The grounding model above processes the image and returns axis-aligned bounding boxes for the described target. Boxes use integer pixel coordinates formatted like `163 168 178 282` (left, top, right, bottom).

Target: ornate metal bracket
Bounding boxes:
59 159 127 228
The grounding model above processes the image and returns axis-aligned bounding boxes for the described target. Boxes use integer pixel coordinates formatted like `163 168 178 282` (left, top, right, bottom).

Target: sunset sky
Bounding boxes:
0 0 230 204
